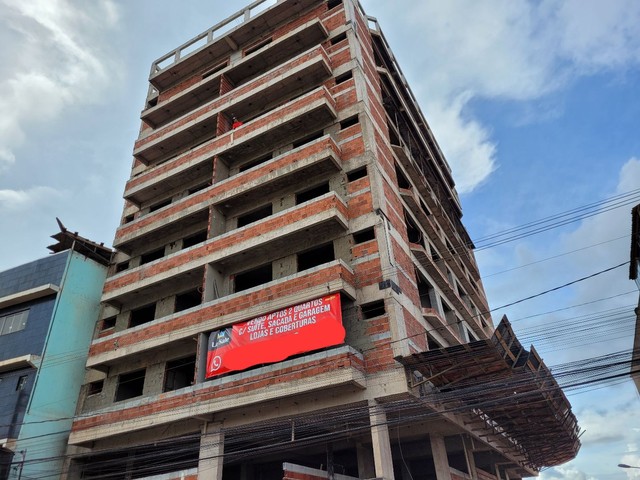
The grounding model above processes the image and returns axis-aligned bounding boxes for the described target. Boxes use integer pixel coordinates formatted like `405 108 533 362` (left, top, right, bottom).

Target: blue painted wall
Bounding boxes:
0 252 67 299
0 253 68 362
6 251 107 479
0 253 68 446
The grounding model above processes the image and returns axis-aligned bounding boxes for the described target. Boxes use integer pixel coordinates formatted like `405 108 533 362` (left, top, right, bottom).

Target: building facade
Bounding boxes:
0 227 109 479
67 1 580 479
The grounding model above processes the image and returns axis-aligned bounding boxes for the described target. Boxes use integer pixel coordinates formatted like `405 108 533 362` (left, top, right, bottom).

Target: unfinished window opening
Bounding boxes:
202 61 228 79
346 166 367 182
335 71 353 85
115 261 129 273
129 303 156 328
340 115 359 130
239 153 272 173
149 198 172 213
387 122 400 145
458 283 468 300
237 204 272 228
465 326 479 342
140 247 165 265
296 182 330 205
146 97 158 109
87 380 104 396
446 239 455 255
328 0 342 10
361 300 386 319
244 37 272 56
446 268 454 285
442 301 456 325
164 356 196 392
292 130 324 149
404 210 423 246
123 214 134 224
188 182 210 195
183 230 207 249
353 227 375 244
101 316 116 331
395 164 411 189
175 289 202 312
297 243 335 272
416 273 434 309
330 32 347 46
427 333 443 350
430 245 441 262
419 199 431 217
234 263 272 293
115 369 145 402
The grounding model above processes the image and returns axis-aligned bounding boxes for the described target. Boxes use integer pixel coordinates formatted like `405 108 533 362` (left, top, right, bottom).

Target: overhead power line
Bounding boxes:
490 261 629 312
472 187 640 251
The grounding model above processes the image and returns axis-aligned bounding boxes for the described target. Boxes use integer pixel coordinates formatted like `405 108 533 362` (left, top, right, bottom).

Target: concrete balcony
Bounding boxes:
148 0 322 90
125 86 337 204
420 307 463 346
400 187 489 317
409 242 480 333
70 346 365 445
135 45 332 164
88 260 356 368
392 143 479 278
115 136 341 254
142 19 328 127
103 192 348 305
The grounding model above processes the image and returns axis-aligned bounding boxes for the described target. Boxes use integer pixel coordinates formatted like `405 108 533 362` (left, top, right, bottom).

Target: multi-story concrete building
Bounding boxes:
67 1 580 479
0 224 109 479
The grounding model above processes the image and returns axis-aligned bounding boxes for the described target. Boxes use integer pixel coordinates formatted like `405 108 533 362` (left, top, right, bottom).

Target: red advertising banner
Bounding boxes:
206 294 344 378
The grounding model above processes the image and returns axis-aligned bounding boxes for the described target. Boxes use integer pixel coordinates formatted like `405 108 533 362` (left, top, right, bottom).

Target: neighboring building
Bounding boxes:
66 1 580 479
0 223 110 479
630 204 640 393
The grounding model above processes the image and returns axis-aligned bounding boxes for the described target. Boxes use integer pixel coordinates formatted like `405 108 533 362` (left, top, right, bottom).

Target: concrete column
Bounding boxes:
369 402 394 480
196 333 209 384
198 423 224 479
462 436 478 480
204 264 225 301
429 434 452 480
356 443 376 479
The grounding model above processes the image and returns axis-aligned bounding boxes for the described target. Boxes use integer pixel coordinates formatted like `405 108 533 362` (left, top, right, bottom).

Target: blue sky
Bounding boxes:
0 1 639 478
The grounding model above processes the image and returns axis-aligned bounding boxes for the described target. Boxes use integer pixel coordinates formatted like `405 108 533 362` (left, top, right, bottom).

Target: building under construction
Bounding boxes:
65 1 581 478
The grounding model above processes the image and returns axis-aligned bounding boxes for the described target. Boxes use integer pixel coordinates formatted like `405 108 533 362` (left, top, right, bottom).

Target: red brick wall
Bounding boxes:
91 262 354 357
117 137 339 241
74 351 364 434
105 194 346 294
128 86 334 187
135 46 330 150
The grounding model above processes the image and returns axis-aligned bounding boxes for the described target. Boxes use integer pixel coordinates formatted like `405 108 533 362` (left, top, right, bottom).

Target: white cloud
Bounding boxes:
362 0 640 192
560 158 640 308
0 148 16 172
422 94 497 193
620 453 640 479
578 403 640 447
551 0 640 71
0 0 120 173
540 464 597 480
0 187 66 211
